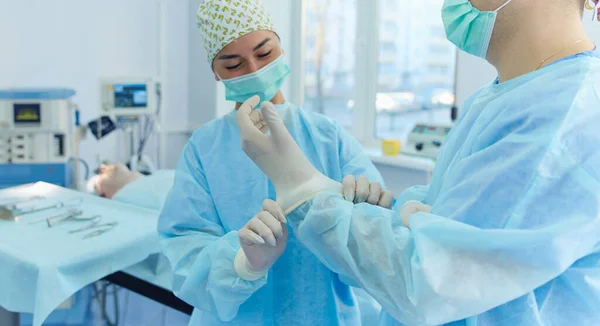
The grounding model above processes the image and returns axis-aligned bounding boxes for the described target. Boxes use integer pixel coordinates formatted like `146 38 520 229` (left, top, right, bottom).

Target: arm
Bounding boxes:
157 142 266 321
287 145 600 325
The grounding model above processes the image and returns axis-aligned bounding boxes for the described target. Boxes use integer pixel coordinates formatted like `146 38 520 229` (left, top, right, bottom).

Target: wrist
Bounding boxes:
233 250 269 281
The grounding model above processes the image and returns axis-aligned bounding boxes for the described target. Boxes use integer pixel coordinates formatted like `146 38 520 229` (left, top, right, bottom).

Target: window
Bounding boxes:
303 0 357 130
375 0 456 141
302 0 456 143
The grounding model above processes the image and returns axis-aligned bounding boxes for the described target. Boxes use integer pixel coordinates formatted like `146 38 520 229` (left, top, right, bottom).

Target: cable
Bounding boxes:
69 157 90 180
91 281 120 326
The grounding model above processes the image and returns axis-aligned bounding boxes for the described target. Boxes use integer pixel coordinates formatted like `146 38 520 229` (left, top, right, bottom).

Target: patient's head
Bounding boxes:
94 163 143 199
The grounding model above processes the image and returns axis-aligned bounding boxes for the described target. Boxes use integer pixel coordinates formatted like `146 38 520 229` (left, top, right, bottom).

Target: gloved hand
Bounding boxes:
399 200 432 228
237 104 269 133
235 199 288 281
237 96 342 214
342 175 394 208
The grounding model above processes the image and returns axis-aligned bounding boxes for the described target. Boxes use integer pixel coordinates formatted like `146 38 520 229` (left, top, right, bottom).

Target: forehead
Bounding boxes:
217 30 278 56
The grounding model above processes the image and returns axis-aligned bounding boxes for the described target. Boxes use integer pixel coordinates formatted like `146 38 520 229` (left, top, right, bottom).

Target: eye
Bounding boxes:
257 50 272 58
226 63 242 70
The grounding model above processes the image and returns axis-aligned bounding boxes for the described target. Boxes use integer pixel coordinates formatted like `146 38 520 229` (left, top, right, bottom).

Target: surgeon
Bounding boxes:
157 0 392 325
236 0 600 325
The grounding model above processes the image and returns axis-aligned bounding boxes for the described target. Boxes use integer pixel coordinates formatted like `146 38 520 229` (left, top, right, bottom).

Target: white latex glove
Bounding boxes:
235 199 288 281
243 107 269 134
399 200 432 228
342 175 394 208
237 96 342 214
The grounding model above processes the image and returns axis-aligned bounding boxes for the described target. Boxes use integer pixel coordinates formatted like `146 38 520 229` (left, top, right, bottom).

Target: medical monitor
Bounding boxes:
99 77 159 116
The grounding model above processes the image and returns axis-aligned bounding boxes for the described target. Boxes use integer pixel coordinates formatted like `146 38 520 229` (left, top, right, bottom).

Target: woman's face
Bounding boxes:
212 30 282 81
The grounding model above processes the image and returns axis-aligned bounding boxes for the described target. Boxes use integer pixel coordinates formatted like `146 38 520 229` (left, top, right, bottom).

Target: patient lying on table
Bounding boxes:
92 163 175 211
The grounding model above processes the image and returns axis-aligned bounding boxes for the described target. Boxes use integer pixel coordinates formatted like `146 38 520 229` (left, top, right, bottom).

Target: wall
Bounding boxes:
0 0 189 170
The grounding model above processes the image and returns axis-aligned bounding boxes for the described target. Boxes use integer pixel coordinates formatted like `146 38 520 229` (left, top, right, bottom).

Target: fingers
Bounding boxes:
248 215 278 247
238 228 266 246
249 109 262 124
378 190 394 209
251 110 269 134
259 124 269 133
354 176 370 203
257 211 283 238
342 175 394 208
399 200 432 227
366 182 382 205
260 102 289 141
237 96 263 136
342 175 356 202
262 199 286 223
237 95 260 114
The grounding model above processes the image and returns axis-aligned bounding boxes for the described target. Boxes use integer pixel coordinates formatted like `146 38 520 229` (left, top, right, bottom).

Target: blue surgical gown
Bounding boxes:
287 51 600 325
158 102 383 325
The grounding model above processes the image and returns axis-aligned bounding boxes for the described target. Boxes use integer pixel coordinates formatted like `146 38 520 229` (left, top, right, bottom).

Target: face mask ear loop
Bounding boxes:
495 0 514 12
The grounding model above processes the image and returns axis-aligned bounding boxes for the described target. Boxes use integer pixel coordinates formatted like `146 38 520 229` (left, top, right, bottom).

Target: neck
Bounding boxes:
489 11 595 83
235 91 285 110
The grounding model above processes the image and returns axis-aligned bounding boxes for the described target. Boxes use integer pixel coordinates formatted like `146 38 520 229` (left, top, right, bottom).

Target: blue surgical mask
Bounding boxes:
219 55 290 103
442 0 514 59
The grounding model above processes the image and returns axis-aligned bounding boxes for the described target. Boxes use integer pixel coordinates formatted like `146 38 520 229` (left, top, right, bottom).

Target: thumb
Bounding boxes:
260 102 292 142
237 95 262 136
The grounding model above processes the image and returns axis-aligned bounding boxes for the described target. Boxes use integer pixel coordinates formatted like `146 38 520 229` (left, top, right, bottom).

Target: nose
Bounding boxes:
246 59 259 73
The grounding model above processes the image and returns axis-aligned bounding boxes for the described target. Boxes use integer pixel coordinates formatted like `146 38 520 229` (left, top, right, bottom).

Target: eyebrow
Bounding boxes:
217 54 241 60
253 38 271 51
216 38 272 60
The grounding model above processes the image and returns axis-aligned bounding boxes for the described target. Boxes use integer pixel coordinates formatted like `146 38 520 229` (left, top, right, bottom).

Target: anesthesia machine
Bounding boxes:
0 89 82 189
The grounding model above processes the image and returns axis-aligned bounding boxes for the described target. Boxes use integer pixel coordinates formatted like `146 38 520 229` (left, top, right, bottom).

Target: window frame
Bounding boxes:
291 0 458 148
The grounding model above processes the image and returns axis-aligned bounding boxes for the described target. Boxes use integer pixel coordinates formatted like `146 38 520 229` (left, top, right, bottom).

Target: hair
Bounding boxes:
577 0 587 13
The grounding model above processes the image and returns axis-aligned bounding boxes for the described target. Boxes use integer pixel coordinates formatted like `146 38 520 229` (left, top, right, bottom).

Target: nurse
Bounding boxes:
236 0 600 325
158 0 391 325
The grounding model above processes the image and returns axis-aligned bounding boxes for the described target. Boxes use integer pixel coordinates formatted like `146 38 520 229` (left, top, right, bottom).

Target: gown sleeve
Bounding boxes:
287 132 600 325
158 142 267 322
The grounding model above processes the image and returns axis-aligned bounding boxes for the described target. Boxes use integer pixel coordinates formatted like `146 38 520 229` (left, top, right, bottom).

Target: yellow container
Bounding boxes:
381 139 401 156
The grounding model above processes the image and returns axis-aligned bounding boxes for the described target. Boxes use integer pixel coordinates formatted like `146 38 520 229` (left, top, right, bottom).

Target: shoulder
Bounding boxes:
189 116 230 142
282 102 342 135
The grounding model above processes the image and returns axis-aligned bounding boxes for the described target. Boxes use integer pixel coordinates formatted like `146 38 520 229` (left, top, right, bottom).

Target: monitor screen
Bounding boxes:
113 84 148 108
13 103 41 124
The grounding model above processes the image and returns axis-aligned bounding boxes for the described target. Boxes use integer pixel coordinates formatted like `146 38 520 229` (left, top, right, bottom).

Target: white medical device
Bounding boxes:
99 77 160 117
0 89 78 189
0 89 75 164
401 123 452 160
96 77 161 174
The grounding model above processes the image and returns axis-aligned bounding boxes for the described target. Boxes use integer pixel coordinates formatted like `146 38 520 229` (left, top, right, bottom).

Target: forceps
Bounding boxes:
12 197 83 222
28 209 83 225
70 221 118 239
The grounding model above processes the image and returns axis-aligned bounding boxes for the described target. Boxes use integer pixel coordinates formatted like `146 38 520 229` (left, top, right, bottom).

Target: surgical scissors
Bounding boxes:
47 213 101 228
79 222 118 239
